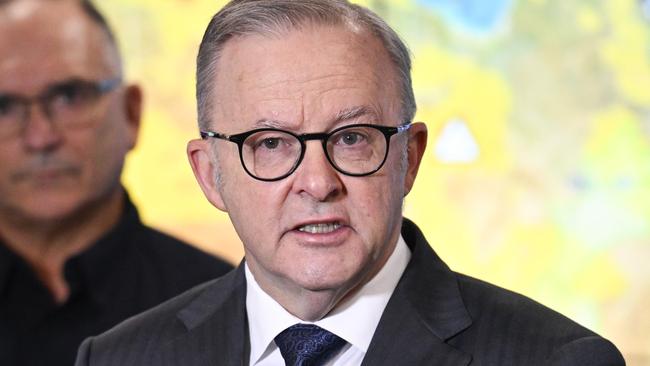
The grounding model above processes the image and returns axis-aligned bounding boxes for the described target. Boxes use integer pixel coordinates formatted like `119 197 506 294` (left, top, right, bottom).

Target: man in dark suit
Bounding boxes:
75 0 625 365
0 1 232 365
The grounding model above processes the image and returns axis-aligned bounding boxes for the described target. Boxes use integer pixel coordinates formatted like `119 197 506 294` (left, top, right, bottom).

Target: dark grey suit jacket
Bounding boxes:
75 219 625 365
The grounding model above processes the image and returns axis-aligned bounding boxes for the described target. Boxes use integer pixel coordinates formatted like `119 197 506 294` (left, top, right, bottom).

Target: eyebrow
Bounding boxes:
332 105 378 124
250 105 378 130
253 118 285 129
0 78 93 99
44 78 96 92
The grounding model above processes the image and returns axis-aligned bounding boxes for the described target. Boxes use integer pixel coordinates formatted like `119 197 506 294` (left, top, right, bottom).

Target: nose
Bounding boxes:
22 102 63 151
291 141 343 202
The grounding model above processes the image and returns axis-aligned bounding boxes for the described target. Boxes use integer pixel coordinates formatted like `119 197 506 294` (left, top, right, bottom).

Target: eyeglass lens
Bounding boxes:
0 79 113 139
240 125 389 180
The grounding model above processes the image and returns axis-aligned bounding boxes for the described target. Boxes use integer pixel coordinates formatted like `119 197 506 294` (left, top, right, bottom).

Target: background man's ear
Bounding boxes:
187 139 228 212
404 122 428 196
121 84 143 150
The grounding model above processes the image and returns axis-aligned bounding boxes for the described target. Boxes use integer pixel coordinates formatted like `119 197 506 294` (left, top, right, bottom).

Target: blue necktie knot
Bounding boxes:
274 323 346 366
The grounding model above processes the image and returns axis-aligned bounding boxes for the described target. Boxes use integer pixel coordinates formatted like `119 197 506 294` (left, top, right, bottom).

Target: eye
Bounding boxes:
48 81 98 110
51 83 84 105
246 131 296 153
332 129 369 147
261 137 281 149
0 96 20 117
340 132 363 145
0 97 10 115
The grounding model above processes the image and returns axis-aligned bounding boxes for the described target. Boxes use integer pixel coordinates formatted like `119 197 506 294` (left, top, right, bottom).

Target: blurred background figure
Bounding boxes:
0 1 233 365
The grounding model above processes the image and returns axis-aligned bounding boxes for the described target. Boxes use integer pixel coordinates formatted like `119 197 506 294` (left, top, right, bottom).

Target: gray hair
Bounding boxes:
196 0 416 130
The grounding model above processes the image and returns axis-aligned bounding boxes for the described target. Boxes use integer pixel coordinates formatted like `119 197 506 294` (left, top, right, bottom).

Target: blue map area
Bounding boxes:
643 0 650 21
418 0 514 35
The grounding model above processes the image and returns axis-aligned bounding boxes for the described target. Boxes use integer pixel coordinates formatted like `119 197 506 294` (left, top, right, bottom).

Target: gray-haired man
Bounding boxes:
76 1 624 365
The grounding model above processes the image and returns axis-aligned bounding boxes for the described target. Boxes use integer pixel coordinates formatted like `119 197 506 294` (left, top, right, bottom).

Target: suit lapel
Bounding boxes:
360 292 472 366
159 265 250 366
362 219 473 366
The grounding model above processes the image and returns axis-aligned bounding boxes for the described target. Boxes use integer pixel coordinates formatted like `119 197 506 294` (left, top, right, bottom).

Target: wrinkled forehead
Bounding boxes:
0 0 120 92
211 24 401 132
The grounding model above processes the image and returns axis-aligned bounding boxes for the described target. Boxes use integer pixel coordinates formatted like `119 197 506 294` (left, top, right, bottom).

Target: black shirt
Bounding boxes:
0 193 234 366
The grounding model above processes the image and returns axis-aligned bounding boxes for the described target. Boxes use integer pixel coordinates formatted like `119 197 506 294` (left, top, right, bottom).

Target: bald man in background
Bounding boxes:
0 1 232 365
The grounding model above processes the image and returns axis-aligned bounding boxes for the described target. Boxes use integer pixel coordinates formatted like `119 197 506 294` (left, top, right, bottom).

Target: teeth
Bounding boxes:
298 222 341 234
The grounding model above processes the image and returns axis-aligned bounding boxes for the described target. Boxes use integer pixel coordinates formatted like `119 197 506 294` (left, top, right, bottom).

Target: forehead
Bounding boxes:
0 0 118 93
211 24 400 130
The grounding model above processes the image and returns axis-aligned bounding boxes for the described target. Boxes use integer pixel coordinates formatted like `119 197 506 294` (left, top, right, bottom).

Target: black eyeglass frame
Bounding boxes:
200 122 412 182
0 77 122 130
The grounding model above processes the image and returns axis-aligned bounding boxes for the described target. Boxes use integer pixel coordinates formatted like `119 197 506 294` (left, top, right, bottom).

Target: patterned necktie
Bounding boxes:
274 323 347 366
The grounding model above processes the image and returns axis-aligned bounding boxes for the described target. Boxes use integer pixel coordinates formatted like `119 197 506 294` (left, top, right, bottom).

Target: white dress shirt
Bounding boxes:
246 235 411 366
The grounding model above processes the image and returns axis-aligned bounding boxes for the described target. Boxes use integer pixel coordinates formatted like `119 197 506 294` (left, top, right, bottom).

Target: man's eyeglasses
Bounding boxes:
0 78 121 140
201 123 411 181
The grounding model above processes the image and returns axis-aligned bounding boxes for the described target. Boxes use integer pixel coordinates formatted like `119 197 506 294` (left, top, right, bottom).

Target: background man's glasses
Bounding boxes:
201 123 411 181
0 77 121 140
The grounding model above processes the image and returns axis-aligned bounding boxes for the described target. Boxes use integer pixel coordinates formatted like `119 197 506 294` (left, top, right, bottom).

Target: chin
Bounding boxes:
292 261 362 293
8 195 86 223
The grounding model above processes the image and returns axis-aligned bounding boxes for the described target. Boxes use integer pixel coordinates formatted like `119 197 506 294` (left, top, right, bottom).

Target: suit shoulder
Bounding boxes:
102 277 215 336
455 272 593 336
450 273 625 365
78 277 222 365
547 336 625 365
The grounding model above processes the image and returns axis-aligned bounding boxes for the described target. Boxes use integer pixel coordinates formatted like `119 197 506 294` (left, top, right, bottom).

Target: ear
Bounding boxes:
122 84 143 150
187 139 228 212
403 122 428 196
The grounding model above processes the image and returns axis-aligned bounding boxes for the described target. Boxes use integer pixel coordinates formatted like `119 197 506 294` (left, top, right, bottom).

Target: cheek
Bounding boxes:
220 150 290 207
0 142 18 170
71 118 129 182
225 182 289 267
0 145 18 193
355 163 404 211
71 131 105 169
346 166 406 245
220 168 289 232
347 179 394 232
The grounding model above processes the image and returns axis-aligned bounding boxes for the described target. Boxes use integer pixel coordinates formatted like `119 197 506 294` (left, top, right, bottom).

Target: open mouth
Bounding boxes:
297 222 342 234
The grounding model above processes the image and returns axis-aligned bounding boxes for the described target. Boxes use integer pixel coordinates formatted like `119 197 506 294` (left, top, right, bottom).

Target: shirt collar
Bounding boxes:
245 234 411 364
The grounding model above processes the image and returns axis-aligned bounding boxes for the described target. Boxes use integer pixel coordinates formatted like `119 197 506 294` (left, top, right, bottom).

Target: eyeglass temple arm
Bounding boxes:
97 78 122 92
200 131 231 140
397 122 412 133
